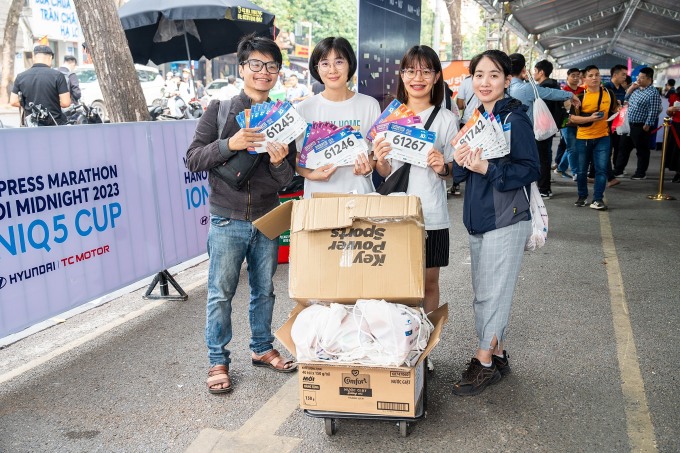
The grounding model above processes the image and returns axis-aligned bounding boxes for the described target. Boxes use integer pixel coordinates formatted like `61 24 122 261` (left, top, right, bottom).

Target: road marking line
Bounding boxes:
0 277 206 386
186 375 301 452
599 212 657 452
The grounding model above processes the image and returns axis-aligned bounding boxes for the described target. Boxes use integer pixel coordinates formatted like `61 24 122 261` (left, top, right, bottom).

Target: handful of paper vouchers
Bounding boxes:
451 109 512 160
298 122 369 169
236 100 307 153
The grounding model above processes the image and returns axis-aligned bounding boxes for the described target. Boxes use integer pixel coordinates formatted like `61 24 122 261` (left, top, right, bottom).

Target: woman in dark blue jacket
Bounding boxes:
451 50 540 396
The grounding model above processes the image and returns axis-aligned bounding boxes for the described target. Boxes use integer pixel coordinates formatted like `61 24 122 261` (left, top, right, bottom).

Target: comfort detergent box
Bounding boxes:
275 304 448 417
253 194 425 303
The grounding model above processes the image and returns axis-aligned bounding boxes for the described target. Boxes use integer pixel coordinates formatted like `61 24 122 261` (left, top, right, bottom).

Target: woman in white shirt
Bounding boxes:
373 45 458 313
295 37 381 197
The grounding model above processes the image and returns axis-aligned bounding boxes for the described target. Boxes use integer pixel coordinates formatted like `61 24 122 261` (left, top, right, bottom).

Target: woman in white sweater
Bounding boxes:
295 37 381 197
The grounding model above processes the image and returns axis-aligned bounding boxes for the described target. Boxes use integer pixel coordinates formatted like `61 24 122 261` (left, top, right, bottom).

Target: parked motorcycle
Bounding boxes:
149 96 203 120
24 102 57 127
63 103 103 125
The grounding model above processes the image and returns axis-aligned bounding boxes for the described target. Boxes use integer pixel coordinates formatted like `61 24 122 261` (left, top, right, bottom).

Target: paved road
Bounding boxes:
1 150 679 452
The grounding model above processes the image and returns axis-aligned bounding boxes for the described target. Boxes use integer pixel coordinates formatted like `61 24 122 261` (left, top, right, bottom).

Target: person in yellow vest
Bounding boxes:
567 65 618 210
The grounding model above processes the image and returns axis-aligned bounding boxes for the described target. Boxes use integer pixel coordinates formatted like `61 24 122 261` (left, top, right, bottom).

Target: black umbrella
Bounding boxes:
118 0 277 65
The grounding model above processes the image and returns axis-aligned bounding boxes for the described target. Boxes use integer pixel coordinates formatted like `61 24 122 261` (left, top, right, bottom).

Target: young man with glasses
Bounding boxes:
186 33 298 395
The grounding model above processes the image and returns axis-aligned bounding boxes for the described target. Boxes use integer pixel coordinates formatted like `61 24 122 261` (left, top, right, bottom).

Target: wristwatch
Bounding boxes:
438 165 450 177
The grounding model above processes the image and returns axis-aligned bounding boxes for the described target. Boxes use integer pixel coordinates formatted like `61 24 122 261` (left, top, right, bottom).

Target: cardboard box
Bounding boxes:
254 194 425 304
275 304 448 417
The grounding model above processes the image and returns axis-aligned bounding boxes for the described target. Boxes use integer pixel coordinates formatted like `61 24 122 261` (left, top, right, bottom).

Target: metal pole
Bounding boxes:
307 23 312 87
647 117 676 201
183 22 195 97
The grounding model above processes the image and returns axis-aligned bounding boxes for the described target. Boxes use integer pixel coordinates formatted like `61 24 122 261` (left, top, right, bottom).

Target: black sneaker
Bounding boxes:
673 173 680 183
540 191 552 199
452 358 502 396
590 200 607 210
574 197 588 207
631 175 646 180
450 183 461 196
492 351 511 377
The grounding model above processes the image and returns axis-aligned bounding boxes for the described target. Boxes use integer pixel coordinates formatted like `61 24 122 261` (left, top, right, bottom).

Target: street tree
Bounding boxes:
445 0 463 60
1 0 23 105
254 0 357 48
72 0 149 122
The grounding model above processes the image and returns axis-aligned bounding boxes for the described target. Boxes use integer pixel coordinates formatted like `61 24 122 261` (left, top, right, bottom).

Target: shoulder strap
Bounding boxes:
216 99 231 137
424 106 440 130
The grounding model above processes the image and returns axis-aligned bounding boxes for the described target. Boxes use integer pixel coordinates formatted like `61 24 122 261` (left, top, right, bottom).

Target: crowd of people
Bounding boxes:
11 35 677 398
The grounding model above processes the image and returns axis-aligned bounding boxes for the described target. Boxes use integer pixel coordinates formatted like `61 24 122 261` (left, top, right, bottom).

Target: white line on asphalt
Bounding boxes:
185 376 301 452
599 212 657 452
0 278 207 386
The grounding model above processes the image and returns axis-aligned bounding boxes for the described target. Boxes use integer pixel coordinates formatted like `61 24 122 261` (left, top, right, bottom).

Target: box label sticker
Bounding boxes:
339 371 372 397
303 384 321 390
377 401 410 412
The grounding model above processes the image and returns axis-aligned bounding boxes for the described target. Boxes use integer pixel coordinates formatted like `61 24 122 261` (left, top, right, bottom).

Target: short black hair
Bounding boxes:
567 67 581 75
534 59 553 77
396 45 444 107
639 67 654 79
308 37 357 83
236 33 282 67
469 49 511 77
64 55 77 64
668 79 675 87
610 64 627 76
509 53 525 76
583 65 599 74
625 75 632 85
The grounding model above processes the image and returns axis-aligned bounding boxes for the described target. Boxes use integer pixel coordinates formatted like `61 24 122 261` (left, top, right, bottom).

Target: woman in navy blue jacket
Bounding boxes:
451 50 540 396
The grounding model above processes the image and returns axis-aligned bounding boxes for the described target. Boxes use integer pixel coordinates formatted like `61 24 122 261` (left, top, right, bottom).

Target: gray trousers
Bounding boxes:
468 220 531 351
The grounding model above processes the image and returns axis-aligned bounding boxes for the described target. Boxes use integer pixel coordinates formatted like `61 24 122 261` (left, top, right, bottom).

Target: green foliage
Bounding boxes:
462 24 486 59
253 0 358 48
420 1 435 48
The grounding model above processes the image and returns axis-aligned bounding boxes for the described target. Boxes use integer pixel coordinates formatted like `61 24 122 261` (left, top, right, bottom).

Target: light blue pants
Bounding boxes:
468 221 531 351
205 215 279 367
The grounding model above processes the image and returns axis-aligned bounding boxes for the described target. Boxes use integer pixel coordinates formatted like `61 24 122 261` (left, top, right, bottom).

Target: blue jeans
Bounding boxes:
558 127 578 174
205 215 279 367
576 135 610 202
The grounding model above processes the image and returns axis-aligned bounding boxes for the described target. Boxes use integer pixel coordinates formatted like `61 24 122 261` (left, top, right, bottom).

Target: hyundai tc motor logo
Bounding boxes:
200 216 208 225
0 277 6 290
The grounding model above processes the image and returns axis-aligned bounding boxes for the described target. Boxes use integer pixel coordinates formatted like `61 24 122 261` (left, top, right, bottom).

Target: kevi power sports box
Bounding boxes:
253 194 426 304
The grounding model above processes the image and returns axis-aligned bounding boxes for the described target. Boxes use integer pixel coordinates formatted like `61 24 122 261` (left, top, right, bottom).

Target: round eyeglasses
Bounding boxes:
316 59 348 73
401 68 436 80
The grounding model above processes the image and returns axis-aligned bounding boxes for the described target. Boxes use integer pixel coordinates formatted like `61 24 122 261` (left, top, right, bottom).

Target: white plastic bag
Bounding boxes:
290 299 434 366
356 299 432 366
529 75 559 141
524 182 548 251
616 105 630 135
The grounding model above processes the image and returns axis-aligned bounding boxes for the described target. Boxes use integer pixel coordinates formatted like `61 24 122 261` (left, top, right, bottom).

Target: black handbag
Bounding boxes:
376 106 440 195
211 152 263 191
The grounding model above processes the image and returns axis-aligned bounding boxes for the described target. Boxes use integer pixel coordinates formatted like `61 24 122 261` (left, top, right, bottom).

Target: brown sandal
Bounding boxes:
252 349 297 373
207 364 232 394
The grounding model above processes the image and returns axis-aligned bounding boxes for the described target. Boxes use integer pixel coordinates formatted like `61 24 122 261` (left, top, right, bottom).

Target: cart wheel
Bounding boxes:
399 420 409 437
324 418 338 436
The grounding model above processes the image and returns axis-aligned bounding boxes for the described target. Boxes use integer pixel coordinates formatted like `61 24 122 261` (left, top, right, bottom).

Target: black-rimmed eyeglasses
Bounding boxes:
240 59 280 74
